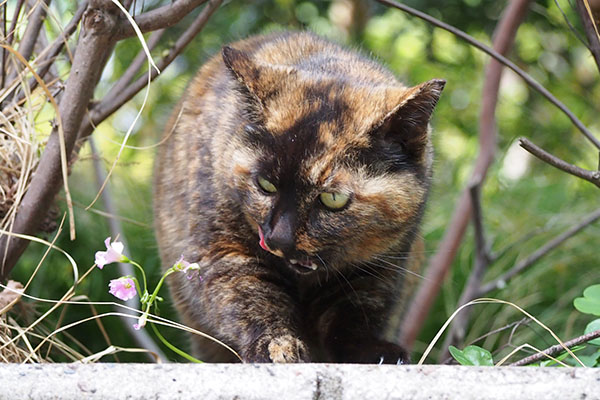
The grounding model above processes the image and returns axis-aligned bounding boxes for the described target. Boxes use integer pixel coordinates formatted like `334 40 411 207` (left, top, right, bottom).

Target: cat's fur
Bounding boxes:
154 31 444 363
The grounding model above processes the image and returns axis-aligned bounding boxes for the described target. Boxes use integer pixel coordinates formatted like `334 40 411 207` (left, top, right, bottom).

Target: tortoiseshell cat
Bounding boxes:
154 31 444 363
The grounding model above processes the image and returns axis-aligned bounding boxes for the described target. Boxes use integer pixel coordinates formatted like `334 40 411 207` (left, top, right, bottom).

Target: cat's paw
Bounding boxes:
243 334 309 363
267 334 309 363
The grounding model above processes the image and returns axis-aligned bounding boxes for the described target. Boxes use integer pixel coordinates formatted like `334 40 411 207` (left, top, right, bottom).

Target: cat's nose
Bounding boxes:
264 213 295 255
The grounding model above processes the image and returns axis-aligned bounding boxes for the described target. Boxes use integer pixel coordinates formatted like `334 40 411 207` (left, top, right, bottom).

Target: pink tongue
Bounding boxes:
258 226 270 251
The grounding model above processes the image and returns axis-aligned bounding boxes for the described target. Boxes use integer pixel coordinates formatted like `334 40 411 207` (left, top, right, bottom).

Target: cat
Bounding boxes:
153 31 444 363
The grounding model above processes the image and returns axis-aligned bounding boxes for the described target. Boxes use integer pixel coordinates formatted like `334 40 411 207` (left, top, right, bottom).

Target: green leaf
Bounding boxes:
574 285 600 316
584 319 600 346
448 345 494 366
539 348 574 367
575 354 600 368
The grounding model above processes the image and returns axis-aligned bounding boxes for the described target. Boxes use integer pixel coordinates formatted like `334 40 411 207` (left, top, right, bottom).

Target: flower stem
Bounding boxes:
150 322 203 363
147 268 174 306
129 260 148 293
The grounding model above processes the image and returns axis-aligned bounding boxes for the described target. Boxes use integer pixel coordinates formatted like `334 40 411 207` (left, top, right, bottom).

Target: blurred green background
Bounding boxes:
10 0 600 363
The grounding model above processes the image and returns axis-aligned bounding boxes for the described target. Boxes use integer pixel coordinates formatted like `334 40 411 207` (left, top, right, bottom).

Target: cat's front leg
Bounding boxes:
316 279 409 364
198 255 309 363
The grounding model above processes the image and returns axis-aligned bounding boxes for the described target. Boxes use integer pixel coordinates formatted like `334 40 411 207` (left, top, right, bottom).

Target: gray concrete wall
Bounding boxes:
1 363 599 399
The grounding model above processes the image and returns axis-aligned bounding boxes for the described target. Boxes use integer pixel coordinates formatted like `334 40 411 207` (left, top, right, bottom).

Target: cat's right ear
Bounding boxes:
222 46 294 105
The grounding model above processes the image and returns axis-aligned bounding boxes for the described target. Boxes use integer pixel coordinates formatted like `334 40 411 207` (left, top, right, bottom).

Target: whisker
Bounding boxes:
350 262 390 283
369 256 428 281
315 253 329 282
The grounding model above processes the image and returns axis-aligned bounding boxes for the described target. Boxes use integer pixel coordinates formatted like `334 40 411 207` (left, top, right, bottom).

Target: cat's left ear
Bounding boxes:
378 79 446 159
222 46 294 105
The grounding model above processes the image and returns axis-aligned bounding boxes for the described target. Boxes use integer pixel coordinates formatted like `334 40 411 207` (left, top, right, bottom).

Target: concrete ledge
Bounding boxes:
1 363 598 399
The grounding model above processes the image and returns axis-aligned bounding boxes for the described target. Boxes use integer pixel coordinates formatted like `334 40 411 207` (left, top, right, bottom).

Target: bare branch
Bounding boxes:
399 0 532 349
439 179 493 361
375 0 600 149
115 0 208 40
103 28 165 102
80 0 223 138
442 318 530 364
510 329 600 366
575 0 600 72
519 138 600 188
478 207 600 296
0 0 120 279
6 0 24 46
6 0 52 85
21 0 88 97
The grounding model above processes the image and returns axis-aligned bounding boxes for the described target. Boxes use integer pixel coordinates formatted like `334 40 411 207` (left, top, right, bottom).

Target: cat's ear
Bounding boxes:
222 46 294 104
377 79 445 159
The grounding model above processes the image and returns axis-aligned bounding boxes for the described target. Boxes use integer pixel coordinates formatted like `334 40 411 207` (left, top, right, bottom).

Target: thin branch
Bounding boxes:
439 179 492 361
6 0 24 46
478 207 600 296
510 329 600 366
6 0 52 86
489 226 545 264
79 0 223 139
115 0 208 40
0 0 120 279
375 0 600 149
1 3 6 89
442 318 530 364
89 138 167 362
519 137 600 188
575 0 600 72
399 0 532 349
1 0 25 89
553 0 588 48
19 0 88 99
103 28 165 102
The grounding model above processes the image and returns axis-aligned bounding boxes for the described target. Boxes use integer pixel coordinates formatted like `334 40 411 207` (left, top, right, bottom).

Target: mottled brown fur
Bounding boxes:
154 31 444 363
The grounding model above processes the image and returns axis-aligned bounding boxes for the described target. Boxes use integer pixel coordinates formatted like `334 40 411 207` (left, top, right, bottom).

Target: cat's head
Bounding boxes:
222 44 444 275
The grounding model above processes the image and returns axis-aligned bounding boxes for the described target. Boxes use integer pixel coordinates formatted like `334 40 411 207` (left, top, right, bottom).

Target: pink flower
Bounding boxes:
108 277 137 301
95 237 127 269
173 255 202 280
133 313 148 330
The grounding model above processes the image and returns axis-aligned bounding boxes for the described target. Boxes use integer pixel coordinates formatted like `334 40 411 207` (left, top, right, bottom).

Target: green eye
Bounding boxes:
257 175 277 193
320 192 350 210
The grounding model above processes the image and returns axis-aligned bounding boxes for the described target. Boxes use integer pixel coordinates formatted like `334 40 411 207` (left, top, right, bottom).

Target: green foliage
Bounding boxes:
574 285 600 316
585 320 600 346
448 345 494 366
12 0 600 363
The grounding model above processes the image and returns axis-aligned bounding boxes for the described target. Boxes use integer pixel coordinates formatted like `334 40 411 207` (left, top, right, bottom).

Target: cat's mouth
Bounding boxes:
286 257 318 274
258 226 318 274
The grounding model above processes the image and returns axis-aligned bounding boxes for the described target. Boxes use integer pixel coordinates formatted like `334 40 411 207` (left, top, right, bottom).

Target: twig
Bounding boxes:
103 28 165 102
0 0 119 279
1 0 24 90
510 329 600 366
17 0 88 101
89 138 167 362
439 179 492 361
115 0 208 40
442 318 530 364
575 0 600 72
399 0 532 349
1 3 6 89
6 0 24 47
375 0 600 149
79 0 223 139
553 0 588 48
478 207 600 296
519 137 600 188
6 0 52 86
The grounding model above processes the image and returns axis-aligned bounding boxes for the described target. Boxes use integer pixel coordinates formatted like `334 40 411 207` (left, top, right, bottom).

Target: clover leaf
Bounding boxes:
448 345 494 366
574 284 600 316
